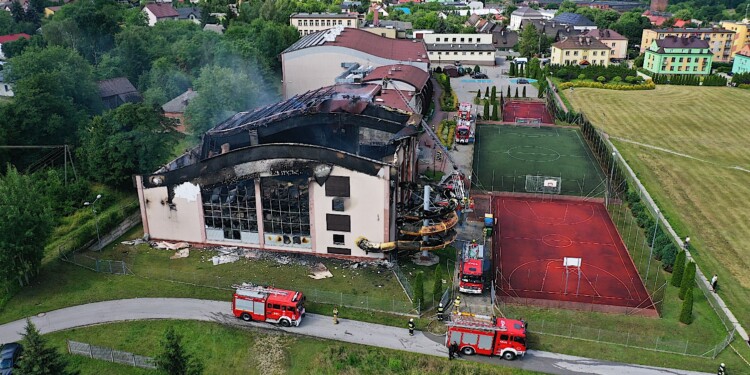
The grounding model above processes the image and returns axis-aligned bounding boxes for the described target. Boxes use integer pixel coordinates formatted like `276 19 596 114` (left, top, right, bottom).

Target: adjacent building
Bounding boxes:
731 44 750 74
582 29 628 60
550 35 611 66
162 88 198 133
423 33 496 65
643 36 712 75
363 20 412 39
143 4 179 26
280 27 429 99
135 84 425 259
0 33 30 60
550 13 597 31
640 28 735 63
289 13 359 36
97 77 143 110
177 7 201 24
510 7 545 31
721 20 750 58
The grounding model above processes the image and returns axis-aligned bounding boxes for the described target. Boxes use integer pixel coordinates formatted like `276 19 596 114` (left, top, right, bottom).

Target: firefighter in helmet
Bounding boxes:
408 318 415 336
454 295 461 313
437 302 444 321
718 363 726 375
333 307 339 324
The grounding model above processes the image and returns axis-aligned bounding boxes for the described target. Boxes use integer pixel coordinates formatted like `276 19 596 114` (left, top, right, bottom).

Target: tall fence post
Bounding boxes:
88 343 93 358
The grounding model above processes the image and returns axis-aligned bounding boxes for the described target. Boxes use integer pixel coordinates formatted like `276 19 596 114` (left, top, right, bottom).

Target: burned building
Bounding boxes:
135 84 425 259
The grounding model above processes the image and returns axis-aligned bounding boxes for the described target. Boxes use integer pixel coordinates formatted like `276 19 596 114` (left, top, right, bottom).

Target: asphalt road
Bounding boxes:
0 298 711 375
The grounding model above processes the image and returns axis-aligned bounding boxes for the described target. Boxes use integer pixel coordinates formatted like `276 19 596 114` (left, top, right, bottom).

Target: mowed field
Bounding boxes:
567 85 750 328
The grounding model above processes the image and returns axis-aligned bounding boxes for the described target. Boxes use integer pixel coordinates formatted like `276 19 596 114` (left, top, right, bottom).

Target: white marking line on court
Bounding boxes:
563 204 569 222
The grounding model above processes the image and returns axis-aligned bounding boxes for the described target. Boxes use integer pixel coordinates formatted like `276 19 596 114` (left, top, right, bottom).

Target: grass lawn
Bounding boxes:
43 320 539 375
566 85 750 332
473 124 605 196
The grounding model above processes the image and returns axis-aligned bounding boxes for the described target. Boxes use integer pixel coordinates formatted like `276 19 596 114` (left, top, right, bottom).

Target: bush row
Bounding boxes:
731 72 750 85
651 73 727 86
550 63 638 82
435 120 456 148
558 80 655 91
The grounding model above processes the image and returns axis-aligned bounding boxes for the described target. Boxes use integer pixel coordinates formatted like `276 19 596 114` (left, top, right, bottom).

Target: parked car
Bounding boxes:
0 343 23 375
472 73 489 79
517 79 529 84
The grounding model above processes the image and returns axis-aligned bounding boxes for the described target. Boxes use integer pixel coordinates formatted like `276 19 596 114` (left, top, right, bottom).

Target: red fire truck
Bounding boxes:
454 102 475 144
446 315 527 360
458 241 486 294
232 284 306 327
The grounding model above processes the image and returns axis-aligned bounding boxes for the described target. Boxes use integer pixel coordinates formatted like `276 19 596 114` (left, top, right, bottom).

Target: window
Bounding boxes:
670 66 674 71
593 51 598 56
327 214 351 232
693 66 698 71
260 176 310 238
297 20 302 26
671 57 675 62
470 52 474 55
347 20 351 26
326 20 331 26
460 38 464 42
327 247 351 255
333 234 345 245
679 57 684 62
573 51 578 56
325 176 350 197
332 198 345 212
338 20 342 25
500 334 509 341
452 38 456 42
565 51 570 56
273 304 281 310
315 20 319 26
202 180 258 241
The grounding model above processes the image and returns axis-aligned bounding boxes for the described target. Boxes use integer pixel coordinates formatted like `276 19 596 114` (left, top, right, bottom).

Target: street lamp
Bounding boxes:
84 194 102 248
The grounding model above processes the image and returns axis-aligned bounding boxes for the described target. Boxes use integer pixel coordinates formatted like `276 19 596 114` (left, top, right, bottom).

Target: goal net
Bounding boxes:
525 175 562 194
515 117 542 125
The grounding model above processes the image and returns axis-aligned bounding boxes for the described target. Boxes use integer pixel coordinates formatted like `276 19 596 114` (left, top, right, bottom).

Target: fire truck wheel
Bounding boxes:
240 313 252 322
461 347 475 356
279 319 291 327
502 351 517 361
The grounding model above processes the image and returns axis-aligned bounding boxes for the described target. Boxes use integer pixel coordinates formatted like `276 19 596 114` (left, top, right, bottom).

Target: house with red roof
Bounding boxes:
280 27 429 99
0 33 30 60
143 3 179 26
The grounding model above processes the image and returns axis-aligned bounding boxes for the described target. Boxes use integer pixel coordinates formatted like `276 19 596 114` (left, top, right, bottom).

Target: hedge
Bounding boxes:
558 80 655 91
550 63 639 82
679 286 694 324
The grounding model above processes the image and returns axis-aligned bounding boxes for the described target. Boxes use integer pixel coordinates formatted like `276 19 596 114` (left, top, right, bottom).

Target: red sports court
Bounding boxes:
494 194 656 317
502 99 555 125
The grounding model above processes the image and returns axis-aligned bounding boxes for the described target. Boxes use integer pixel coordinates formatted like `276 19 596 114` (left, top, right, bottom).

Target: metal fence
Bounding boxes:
60 252 132 275
392 263 414 302
67 340 155 369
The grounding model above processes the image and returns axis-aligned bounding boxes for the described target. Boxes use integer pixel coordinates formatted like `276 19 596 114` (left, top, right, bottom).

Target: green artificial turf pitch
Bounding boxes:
472 125 605 197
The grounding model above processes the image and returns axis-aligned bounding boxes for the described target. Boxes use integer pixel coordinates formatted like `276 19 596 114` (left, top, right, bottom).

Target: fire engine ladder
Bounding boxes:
388 78 461 174
447 314 508 332
233 283 290 296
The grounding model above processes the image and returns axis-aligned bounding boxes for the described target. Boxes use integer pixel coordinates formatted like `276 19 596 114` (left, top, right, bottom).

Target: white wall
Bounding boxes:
311 166 389 258
142 184 204 243
144 9 158 27
427 50 496 65
424 33 493 44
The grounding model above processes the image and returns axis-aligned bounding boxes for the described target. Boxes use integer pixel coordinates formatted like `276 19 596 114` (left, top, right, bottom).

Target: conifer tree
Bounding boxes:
671 250 686 287
679 261 696 300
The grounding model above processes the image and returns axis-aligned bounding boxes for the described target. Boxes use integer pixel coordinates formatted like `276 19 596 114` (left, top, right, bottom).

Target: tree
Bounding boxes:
507 85 511 98
16 319 78 375
432 267 443 298
490 86 497 104
519 64 525 77
519 22 541 58
491 102 498 120
483 100 490 119
156 327 204 375
509 62 516 76
671 250 687 287
537 78 546 98
679 261 696 300
557 0 578 14
78 103 179 186
634 53 645 68
514 87 519 98
476 89 481 99
185 64 258 135
413 272 424 309
484 86 489 97
0 167 53 287
522 86 527 97
679 286 694 324
474 65 481 74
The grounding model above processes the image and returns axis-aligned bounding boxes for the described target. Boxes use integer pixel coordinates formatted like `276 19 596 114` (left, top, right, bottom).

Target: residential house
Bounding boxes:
143 4 179 27
550 12 597 31
424 33 496 65
177 7 201 24
340 1 361 12
550 35 611 66
363 20 412 39
281 27 429 99
289 13 359 36
643 36 712 75
0 71 12 97
520 19 578 42
642 10 672 26
162 88 198 133
510 7 545 31
492 29 519 52
721 20 750 58
582 29 628 60
731 44 750 74
0 33 30 60
44 5 61 17
640 28 735 62
97 77 143 110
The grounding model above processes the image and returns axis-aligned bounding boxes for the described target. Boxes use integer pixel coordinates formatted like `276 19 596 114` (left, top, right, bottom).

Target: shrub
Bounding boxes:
661 243 678 270
483 100 489 119
671 250 686 287
556 69 569 79
612 76 622 83
413 272 424 309
679 286 694 324
625 76 636 83
491 102 499 120
578 74 586 80
597 76 606 83
679 261 696 300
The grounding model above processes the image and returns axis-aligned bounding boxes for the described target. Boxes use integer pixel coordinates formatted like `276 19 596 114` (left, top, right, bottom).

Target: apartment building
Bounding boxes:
290 13 359 36
640 28 735 62
643 36 713 75
720 20 750 58
551 35 611 66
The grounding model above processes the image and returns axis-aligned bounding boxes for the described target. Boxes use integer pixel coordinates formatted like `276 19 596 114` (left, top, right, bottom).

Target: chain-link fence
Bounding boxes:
67 340 155 369
60 252 132 275
392 263 414 303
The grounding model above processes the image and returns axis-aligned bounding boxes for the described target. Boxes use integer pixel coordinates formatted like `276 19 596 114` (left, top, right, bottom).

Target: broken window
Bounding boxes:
333 234 345 245
202 179 258 242
327 214 351 232
325 176 350 197
261 176 311 246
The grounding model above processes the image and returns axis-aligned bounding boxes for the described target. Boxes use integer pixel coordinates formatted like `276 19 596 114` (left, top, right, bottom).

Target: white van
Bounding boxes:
513 57 528 65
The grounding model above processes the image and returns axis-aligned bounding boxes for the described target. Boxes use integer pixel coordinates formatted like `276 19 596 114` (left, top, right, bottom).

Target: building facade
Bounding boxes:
583 29 628 60
289 13 359 36
643 36 712 75
143 4 179 27
423 33 495 65
640 28 735 62
732 45 750 74
721 20 750 58
510 7 545 31
550 36 611 66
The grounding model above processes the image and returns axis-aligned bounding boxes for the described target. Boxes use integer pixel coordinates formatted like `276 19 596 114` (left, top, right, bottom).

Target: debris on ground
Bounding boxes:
120 239 147 246
212 253 240 265
308 263 333 280
170 249 190 259
152 241 190 250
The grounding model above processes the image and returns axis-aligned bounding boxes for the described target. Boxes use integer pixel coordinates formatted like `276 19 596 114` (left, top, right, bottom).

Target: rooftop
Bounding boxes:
738 44 750 57
162 88 198 113
0 33 30 44
144 3 179 18
176 7 201 19
97 77 139 98
282 28 428 63
654 35 710 49
511 7 542 17
553 35 610 50
583 29 627 40
552 12 596 27
290 12 358 19
375 89 414 113
363 64 429 90
653 27 734 33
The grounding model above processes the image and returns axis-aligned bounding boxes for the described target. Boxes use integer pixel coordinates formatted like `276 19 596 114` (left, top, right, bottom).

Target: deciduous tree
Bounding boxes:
185 64 258 135
518 23 541 58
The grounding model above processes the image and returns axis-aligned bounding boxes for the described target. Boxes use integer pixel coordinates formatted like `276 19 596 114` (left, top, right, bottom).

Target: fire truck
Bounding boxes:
232 284 306 327
454 102 475 144
446 314 527 360
458 240 486 294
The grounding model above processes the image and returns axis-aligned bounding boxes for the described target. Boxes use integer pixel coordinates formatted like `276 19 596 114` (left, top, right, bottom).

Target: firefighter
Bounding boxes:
454 295 461 313
408 318 415 336
451 341 459 359
717 363 726 375
437 303 444 321
333 307 339 325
